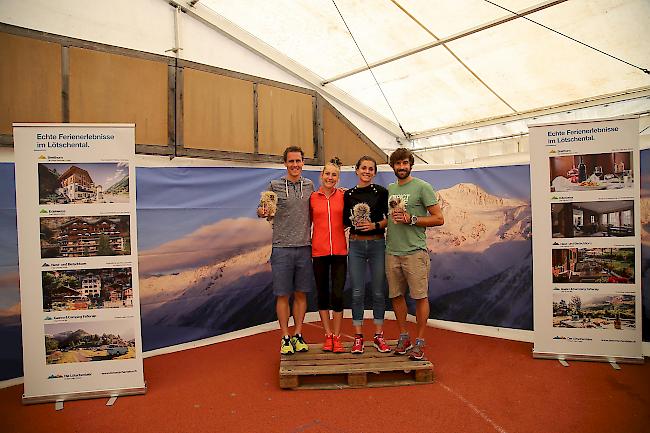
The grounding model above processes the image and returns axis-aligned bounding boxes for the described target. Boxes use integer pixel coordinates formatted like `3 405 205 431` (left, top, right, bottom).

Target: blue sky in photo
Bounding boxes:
40 162 128 189
376 164 531 201
0 163 16 209
45 320 135 340
0 165 18 267
135 163 531 250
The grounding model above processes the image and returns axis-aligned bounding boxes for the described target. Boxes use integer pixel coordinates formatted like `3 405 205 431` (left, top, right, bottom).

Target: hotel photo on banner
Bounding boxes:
530 116 643 362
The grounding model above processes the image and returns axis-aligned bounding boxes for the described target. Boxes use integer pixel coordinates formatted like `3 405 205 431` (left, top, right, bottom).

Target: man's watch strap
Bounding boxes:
410 215 418 226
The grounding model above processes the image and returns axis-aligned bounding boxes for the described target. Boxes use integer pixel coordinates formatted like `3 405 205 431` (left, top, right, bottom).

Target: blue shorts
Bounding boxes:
270 246 314 296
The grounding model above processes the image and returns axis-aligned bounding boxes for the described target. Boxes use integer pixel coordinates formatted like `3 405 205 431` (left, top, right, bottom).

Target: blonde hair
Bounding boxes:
322 156 342 174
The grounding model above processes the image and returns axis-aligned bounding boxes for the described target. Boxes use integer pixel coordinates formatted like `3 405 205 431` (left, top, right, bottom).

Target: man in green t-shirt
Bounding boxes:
386 148 444 360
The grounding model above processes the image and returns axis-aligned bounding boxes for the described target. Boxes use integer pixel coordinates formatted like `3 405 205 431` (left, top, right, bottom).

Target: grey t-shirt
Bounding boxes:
266 176 314 247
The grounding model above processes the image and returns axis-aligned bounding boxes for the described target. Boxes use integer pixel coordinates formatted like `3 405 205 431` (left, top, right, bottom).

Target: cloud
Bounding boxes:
138 217 272 275
0 302 20 317
0 270 20 310
105 169 127 184
0 270 18 289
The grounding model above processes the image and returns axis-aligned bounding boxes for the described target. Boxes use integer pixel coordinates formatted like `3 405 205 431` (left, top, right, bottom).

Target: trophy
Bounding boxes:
260 191 278 222
388 195 406 216
350 203 371 229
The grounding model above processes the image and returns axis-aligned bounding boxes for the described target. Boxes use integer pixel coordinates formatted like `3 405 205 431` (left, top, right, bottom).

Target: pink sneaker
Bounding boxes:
322 334 333 352
373 332 391 353
332 335 345 353
351 336 364 354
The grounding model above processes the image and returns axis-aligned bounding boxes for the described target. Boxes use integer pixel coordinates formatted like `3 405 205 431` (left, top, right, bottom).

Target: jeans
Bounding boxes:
348 239 387 326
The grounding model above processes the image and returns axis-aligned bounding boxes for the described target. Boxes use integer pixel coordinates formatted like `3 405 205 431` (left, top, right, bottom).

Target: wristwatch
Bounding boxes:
375 222 380 230
410 215 418 226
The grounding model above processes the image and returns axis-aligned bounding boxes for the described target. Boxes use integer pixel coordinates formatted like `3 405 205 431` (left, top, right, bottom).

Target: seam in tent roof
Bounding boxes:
330 0 410 140
321 0 569 85
484 0 650 76
390 0 517 115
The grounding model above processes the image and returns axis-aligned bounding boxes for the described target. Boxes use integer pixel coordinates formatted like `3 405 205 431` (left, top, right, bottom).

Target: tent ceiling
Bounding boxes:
188 0 650 145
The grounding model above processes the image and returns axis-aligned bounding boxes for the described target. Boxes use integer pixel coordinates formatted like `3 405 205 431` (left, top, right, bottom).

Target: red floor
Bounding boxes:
2 321 649 433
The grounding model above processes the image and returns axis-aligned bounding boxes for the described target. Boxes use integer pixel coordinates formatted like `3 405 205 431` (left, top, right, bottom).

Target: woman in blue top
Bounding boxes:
343 156 391 354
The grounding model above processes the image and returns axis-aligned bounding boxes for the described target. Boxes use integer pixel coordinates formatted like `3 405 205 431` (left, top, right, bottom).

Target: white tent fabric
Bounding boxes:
199 0 650 147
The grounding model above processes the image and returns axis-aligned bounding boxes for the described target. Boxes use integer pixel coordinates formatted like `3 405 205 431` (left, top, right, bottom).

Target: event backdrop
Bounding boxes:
1 157 649 381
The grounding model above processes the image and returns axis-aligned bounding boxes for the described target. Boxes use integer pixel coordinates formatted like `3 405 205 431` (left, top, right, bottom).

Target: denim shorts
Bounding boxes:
270 246 314 296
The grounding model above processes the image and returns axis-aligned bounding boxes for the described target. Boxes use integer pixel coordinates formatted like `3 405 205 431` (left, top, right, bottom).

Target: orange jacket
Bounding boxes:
310 187 347 257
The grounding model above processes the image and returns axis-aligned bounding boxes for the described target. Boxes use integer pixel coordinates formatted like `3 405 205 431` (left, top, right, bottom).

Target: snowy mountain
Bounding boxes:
106 175 129 194
641 197 650 246
140 244 272 306
431 183 531 251
430 249 533 329
139 227 276 350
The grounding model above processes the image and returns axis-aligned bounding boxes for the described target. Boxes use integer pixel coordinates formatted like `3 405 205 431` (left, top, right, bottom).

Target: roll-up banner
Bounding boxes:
530 116 643 362
13 124 146 404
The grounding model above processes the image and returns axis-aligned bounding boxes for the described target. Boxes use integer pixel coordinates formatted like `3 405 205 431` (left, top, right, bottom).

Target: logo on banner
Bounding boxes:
40 209 64 215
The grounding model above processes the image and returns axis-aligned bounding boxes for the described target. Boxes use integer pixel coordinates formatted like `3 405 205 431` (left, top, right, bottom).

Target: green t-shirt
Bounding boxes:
386 177 438 255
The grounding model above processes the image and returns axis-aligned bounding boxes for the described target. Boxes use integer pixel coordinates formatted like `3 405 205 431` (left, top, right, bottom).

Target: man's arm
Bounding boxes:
419 203 444 227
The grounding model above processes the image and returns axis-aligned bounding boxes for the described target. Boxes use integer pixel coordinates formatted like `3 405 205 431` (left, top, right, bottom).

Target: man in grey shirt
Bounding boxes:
258 146 315 355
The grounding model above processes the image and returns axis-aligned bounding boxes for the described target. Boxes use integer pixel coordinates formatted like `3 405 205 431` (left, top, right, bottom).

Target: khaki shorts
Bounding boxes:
386 250 430 300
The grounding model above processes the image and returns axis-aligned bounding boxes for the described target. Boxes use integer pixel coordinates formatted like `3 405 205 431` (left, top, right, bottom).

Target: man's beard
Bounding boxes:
394 167 410 179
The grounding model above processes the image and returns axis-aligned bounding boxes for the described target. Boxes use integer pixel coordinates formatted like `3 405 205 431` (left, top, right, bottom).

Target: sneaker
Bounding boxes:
322 334 333 352
373 332 391 353
332 335 345 353
409 341 425 360
351 335 364 354
291 334 309 353
280 337 294 355
394 334 412 355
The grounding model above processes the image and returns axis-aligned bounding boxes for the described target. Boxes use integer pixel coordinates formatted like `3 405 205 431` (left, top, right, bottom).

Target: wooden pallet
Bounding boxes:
279 340 434 390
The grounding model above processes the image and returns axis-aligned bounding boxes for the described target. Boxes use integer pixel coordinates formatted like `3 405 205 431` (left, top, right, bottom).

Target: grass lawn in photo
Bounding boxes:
44 321 135 365
553 293 635 329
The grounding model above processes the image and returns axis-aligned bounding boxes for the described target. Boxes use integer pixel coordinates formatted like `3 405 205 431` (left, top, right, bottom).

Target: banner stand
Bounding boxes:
14 123 146 405
23 384 147 405
530 115 643 364
532 352 643 365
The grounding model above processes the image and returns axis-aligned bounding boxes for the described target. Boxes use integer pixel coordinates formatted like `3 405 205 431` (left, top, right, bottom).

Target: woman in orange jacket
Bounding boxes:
309 157 347 353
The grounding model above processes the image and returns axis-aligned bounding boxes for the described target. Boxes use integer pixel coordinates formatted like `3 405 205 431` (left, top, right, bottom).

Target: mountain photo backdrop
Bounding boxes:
136 164 533 352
